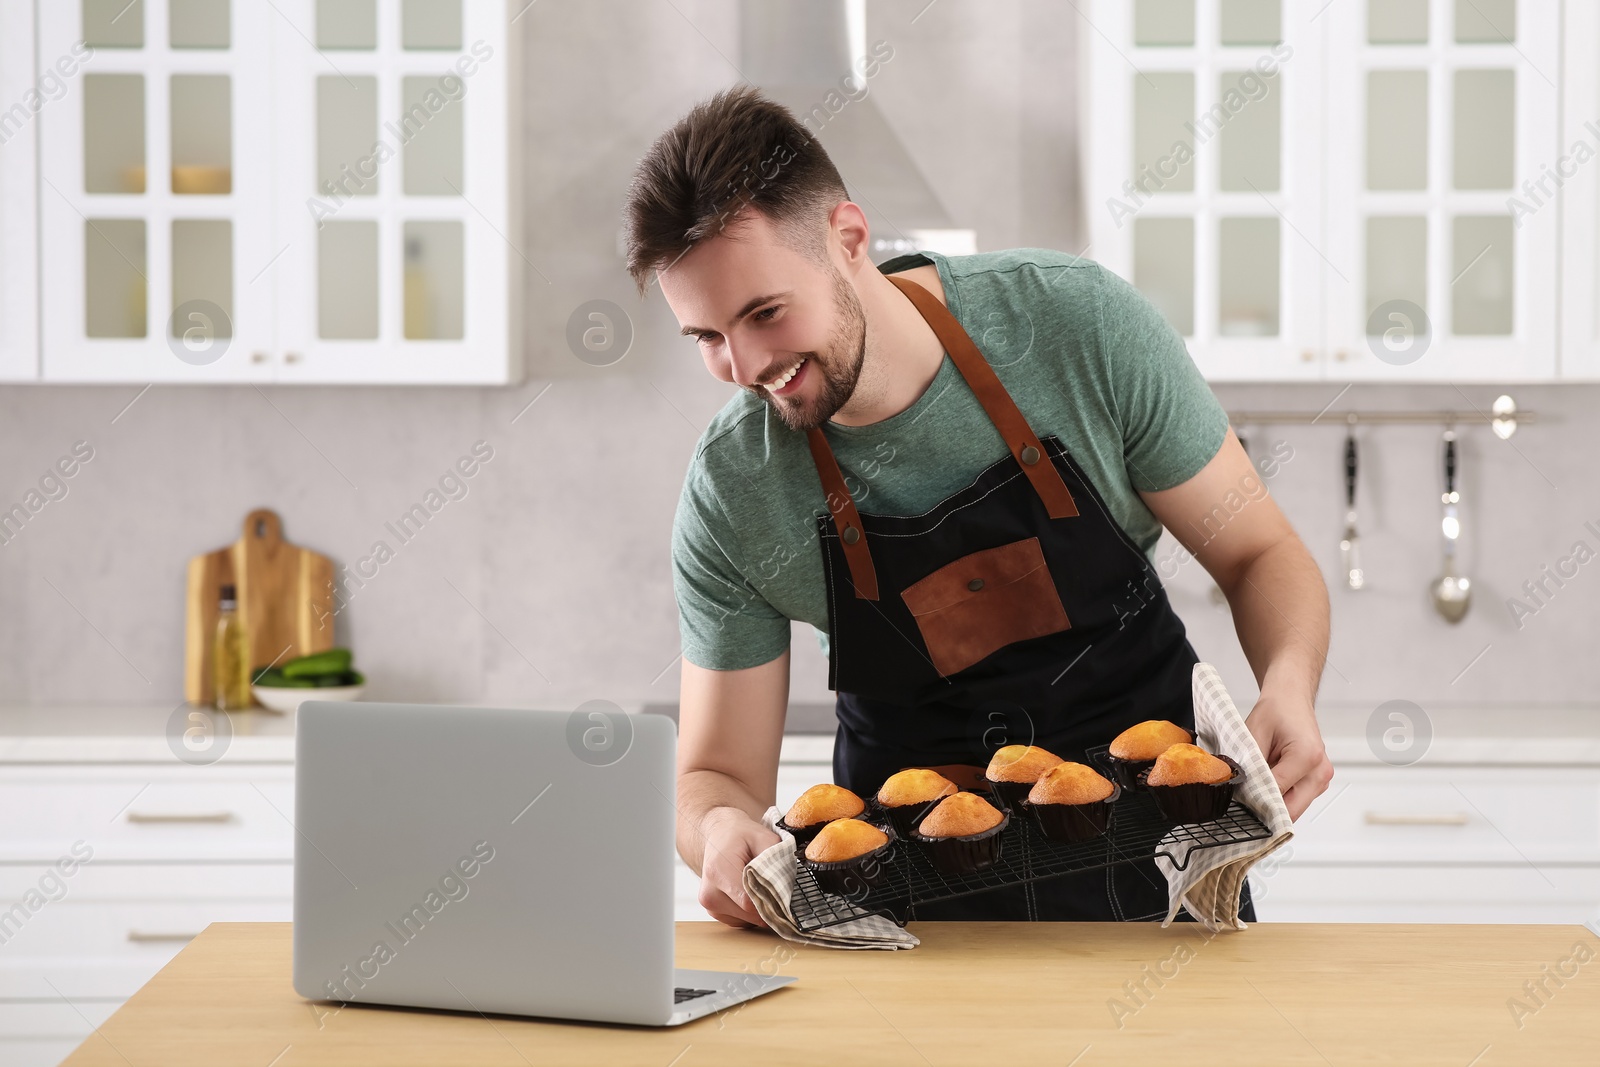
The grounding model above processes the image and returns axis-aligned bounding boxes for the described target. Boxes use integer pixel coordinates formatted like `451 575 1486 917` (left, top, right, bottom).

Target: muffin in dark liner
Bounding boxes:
1025 780 1121 844
983 777 1037 812
1138 754 1244 823
801 831 899 899
1102 753 1159 792
875 796 944 839
912 807 1010 875
781 811 866 856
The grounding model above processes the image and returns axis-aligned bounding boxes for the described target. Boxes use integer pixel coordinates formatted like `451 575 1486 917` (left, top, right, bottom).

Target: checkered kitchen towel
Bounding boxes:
743 805 920 950
1155 662 1295 931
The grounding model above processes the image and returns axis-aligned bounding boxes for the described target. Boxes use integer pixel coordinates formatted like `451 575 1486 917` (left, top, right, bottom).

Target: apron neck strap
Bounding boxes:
804 272 1079 602
805 426 880 601
883 274 1078 520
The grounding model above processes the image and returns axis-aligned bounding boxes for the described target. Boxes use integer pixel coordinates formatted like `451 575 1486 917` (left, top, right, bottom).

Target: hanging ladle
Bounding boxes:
1428 430 1471 623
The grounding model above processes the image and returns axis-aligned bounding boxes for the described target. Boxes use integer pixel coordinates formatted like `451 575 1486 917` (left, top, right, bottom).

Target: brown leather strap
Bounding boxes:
805 271 1079 601
806 426 880 601
885 274 1078 519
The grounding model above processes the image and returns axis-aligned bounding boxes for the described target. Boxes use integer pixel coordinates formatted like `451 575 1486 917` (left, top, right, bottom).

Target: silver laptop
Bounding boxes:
293 701 796 1026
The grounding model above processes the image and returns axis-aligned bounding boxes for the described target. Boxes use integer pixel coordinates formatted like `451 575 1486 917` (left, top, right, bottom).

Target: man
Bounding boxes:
624 86 1332 927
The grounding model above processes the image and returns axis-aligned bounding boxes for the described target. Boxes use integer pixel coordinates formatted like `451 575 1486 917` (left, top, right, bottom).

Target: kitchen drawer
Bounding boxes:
0 1002 118 1067
1291 766 1600 864
1248 863 1600 924
0 1037 90 1067
0 765 294 861
0 901 292 998
0 862 292 900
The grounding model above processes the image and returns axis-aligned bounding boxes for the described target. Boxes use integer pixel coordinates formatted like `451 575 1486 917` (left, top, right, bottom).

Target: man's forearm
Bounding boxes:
676 768 770 876
1220 536 1330 704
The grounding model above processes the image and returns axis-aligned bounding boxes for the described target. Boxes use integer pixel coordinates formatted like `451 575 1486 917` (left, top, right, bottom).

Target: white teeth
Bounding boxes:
764 357 807 392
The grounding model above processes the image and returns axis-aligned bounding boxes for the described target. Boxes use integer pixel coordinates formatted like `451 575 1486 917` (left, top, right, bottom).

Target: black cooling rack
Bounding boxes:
788 744 1273 932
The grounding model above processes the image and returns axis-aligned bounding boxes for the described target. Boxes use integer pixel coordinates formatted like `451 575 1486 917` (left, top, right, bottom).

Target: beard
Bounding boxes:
754 265 866 433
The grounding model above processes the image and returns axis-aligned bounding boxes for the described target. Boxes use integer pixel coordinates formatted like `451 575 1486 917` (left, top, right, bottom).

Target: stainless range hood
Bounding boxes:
739 0 976 261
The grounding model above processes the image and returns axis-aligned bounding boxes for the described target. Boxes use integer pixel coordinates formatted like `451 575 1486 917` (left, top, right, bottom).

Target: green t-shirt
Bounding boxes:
671 247 1228 672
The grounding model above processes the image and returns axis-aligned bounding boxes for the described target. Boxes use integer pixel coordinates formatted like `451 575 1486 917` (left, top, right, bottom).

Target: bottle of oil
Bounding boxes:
213 583 252 711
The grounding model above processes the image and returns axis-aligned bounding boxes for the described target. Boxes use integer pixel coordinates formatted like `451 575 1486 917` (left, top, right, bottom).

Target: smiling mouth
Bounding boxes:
763 356 808 393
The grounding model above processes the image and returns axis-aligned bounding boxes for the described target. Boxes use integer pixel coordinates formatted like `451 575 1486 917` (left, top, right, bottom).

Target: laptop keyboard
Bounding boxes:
674 987 718 1004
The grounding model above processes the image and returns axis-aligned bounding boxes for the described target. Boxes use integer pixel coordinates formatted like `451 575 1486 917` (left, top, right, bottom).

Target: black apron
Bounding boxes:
806 271 1256 923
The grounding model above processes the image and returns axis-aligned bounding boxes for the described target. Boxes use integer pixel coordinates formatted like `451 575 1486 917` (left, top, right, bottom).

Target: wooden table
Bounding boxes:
62 921 1599 1065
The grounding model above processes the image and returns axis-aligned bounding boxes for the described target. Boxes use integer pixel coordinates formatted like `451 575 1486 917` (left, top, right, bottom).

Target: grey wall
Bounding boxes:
2 2 1596 722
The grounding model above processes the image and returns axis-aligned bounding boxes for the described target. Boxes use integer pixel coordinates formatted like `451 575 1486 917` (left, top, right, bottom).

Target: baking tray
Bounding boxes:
788 744 1272 931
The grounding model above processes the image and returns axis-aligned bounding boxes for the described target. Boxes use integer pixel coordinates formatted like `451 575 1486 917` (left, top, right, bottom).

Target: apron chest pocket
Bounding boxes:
899 535 1072 678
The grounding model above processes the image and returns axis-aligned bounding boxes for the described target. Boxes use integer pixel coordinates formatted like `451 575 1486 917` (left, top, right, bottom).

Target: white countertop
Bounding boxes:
0 703 1596 765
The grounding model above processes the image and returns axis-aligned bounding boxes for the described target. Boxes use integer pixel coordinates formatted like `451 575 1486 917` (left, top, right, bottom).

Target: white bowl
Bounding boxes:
252 684 365 715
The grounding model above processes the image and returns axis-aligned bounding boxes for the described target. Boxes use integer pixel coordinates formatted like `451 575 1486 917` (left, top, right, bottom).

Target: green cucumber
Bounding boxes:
250 666 286 687
282 648 353 679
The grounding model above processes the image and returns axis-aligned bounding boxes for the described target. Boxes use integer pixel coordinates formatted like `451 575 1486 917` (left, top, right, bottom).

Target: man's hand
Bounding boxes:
695 805 781 929
1245 690 1334 820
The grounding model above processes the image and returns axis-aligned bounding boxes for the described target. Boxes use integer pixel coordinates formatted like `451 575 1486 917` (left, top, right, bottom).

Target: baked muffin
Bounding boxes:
983 744 1065 810
1110 720 1194 761
876 768 958 837
781 784 866 853
912 791 1009 875
1104 720 1193 790
1026 762 1118 844
1147 744 1233 786
802 818 895 898
804 818 889 863
1142 743 1243 823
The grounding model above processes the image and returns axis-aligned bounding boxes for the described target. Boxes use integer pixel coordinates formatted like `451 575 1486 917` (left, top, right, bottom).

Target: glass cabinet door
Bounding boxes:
1324 0 1558 380
271 0 515 384
0 1 40 380
38 0 278 381
1559 0 1600 379
1086 0 1325 381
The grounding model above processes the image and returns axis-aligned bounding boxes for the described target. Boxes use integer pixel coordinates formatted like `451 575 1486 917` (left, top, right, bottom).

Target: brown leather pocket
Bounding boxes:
899 536 1071 678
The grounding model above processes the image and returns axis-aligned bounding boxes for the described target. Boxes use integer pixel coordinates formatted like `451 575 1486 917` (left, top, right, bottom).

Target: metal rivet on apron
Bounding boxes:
1020 444 1040 465
842 525 860 544
968 578 984 592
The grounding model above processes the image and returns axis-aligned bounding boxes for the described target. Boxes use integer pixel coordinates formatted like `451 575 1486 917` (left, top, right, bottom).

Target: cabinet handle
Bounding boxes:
1300 350 1315 362
284 351 302 364
1363 811 1470 826
126 811 236 824
1335 349 1349 361
251 351 269 363
127 930 202 943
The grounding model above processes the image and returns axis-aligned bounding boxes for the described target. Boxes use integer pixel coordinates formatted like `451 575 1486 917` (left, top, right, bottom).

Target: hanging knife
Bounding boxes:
1340 426 1365 590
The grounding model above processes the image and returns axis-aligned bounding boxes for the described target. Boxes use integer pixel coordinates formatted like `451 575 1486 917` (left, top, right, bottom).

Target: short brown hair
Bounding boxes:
623 85 849 292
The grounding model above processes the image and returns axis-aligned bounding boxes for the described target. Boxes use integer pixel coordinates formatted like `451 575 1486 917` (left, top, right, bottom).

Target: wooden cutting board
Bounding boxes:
183 509 336 706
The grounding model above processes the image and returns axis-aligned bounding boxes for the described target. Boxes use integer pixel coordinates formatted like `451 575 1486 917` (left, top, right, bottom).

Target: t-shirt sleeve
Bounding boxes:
671 461 791 672
1094 264 1229 492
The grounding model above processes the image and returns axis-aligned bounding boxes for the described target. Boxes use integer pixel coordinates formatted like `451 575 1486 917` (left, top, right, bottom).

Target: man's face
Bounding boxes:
657 211 866 433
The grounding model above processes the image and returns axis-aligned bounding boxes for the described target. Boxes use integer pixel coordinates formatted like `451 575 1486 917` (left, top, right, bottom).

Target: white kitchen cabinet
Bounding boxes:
0 1002 118 1067
1248 864 1600 923
0 0 40 381
1558 0 1600 380
1321 0 1559 380
32 0 520 385
1259 763 1600 923
0 753 295 1067
1085 0 1325 381
1086 0 1563 382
